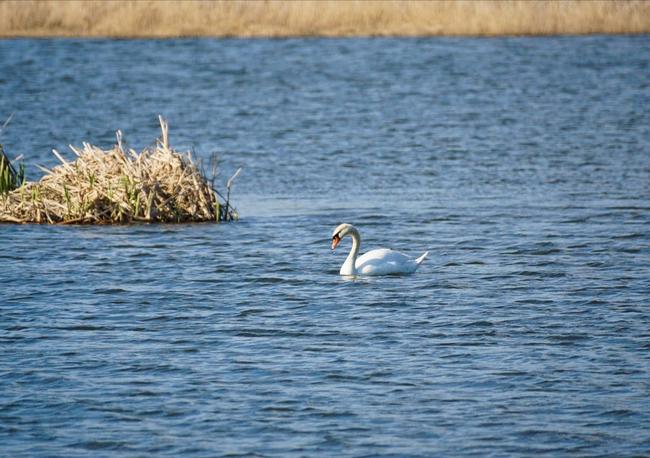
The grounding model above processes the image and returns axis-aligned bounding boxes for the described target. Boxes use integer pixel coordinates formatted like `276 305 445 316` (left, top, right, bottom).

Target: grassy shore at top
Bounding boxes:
1 0 649 38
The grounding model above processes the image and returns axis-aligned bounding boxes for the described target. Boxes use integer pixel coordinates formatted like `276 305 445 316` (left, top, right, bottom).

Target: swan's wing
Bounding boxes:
416 251 429 265
355 249 418 275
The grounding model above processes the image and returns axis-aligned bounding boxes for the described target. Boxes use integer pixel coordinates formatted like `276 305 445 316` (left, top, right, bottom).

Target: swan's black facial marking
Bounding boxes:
331 233 341 250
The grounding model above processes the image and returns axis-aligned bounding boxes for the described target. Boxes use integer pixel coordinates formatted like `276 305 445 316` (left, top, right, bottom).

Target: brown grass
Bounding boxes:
0 0 648 38
0 117 238 224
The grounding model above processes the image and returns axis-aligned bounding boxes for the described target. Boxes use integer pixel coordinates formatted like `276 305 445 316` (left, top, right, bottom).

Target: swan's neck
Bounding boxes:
341 228 361 275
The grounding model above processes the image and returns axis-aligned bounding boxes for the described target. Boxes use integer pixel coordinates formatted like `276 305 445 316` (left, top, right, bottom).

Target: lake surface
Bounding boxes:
1 36 649 456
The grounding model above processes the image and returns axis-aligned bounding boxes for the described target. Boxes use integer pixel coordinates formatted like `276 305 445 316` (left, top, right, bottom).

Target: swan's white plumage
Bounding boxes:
331 223 428 276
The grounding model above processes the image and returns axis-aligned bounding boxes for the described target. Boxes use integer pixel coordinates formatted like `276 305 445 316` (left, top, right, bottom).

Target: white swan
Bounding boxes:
331 223 428 276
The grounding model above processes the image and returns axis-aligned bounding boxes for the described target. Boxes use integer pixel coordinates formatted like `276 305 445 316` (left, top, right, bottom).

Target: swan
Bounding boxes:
331 223 428 276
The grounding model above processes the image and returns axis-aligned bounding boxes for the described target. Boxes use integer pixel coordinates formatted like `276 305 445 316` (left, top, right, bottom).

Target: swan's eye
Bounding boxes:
332 234 340 241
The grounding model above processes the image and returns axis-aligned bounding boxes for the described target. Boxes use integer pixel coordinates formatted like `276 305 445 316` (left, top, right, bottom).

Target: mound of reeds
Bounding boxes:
0 117 238 224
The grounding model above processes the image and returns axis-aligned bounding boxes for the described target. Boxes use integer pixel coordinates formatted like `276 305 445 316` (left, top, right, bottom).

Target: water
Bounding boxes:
1 37 650 456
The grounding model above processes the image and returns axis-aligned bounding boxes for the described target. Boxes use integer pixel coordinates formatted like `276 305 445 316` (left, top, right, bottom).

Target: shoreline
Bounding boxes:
1 0 649 39
2 33 648 41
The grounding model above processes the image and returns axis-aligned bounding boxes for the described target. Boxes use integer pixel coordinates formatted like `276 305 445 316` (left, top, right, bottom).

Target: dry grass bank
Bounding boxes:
0 0 648 38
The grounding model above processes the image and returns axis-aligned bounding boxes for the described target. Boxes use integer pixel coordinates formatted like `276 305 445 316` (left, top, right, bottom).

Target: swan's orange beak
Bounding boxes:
331 235 341 250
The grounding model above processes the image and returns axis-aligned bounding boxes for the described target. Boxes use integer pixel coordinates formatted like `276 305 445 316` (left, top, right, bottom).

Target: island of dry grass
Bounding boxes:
0 0 648 38
0 117 238 224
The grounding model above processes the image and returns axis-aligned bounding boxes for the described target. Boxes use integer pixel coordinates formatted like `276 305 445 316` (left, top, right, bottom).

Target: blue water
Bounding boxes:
1 36 650 456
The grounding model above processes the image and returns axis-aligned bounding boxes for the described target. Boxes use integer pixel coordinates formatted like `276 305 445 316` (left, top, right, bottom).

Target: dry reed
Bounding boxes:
0 117 237 224
0 0 648 38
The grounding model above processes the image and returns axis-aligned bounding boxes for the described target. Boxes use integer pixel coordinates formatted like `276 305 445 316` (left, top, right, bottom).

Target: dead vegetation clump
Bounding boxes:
0 117 238 224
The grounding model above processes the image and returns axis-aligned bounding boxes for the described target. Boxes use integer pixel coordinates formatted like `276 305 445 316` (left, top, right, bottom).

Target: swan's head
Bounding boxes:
331 223 355 250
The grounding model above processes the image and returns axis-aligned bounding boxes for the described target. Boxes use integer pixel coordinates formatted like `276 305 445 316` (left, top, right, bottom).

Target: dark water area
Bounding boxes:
1 37 650 456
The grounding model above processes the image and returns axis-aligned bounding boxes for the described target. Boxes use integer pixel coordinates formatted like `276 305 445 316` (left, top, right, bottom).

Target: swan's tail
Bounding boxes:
415 251 429 265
